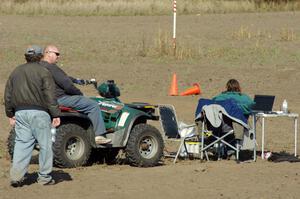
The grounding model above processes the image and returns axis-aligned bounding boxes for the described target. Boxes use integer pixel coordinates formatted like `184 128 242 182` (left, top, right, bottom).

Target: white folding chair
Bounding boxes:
199 114 239 160
198 105 256 161
158 104 203 163
172 122 200 163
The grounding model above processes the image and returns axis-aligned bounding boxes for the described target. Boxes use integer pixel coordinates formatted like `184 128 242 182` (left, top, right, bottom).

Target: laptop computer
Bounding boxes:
252 95 275 113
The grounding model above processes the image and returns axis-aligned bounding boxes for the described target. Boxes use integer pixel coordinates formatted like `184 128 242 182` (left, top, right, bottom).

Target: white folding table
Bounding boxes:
252 112 298 160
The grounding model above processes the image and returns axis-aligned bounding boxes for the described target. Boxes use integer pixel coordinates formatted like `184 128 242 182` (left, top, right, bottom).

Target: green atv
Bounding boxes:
7 80 164 168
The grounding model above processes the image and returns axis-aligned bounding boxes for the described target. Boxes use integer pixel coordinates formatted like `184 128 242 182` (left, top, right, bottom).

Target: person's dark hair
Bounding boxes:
25 54 43 63
226 79 241 92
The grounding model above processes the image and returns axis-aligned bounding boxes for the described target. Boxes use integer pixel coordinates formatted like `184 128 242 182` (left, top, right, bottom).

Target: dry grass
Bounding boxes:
231 25 297 43
280 28 296 41
143 27 295 62
0 141 4 159
1 0 300 16
232 26 272 40
146 30 197 60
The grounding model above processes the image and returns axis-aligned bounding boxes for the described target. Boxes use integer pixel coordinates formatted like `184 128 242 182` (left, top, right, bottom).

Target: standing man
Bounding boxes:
4 45 61 187
40 45 111 144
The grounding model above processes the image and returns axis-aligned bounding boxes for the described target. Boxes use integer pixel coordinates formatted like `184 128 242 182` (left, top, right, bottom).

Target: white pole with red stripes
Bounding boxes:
173 0 177 54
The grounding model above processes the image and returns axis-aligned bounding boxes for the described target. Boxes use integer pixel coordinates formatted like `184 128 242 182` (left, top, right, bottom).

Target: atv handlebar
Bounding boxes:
75 79 120 99
73 78 98 88
85 79 98 88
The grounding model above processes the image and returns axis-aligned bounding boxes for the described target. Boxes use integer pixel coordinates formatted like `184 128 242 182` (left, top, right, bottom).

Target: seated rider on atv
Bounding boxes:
40 45 111 145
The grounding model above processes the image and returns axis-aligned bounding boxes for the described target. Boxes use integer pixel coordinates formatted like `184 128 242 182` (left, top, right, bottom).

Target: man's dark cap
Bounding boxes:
25 45 43 56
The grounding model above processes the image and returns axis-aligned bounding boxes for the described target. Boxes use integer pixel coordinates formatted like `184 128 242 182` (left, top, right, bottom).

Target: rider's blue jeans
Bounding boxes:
58 95 106 136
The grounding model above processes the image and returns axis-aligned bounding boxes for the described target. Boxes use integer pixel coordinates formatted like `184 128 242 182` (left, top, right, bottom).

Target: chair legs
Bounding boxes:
173 137 208 164
173 127 243 163
236 143 240 161
173 134 240 163
200 129 241 161
173 139 185 164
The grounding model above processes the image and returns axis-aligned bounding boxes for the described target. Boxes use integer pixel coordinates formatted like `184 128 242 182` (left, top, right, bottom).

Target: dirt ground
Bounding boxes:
0 12 300 198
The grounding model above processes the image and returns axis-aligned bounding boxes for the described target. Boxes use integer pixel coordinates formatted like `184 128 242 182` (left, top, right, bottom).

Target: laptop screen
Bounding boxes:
252 95 275 112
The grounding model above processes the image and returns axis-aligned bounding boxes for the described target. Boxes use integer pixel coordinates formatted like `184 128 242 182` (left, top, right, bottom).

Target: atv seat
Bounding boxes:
59 105 78 112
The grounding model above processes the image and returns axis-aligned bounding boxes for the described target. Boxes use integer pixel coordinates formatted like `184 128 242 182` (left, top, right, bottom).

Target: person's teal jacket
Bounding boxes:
212 91 254 116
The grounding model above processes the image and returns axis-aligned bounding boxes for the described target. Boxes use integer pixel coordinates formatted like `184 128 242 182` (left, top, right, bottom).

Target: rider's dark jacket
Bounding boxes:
39 61 83 99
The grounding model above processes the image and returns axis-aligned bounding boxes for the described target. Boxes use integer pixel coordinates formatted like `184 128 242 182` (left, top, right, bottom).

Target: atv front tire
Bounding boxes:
125 123 164 167
53 123 91 168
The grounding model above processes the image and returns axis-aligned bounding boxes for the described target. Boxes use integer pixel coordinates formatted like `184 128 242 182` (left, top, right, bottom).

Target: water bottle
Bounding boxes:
281 99 288 113
51 127 56 142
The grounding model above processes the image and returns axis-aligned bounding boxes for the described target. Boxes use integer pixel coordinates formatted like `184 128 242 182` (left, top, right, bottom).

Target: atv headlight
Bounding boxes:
98 80 120 98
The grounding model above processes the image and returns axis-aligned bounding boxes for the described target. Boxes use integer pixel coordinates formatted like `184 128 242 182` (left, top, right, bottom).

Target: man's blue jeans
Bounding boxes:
10 110 53 184
58 95 106 136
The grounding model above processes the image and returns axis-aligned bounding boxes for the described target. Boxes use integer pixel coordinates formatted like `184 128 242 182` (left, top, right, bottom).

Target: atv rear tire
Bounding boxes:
53 123 91 168
125 124 164 167
7 128 16 160
7 128 40 162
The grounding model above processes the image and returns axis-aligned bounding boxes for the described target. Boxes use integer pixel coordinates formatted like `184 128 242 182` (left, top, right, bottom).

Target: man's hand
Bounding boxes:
9 117 16 126
74 78 86 85
52 118 60 127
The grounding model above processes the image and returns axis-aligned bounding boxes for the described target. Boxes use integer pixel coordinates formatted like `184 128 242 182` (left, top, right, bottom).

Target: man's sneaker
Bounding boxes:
95 136 111 144
39 179 56 186
10 180 24 188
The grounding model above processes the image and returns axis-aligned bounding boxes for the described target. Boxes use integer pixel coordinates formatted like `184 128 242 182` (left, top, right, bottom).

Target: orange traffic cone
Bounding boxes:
180 83 201 96
169 73 178 96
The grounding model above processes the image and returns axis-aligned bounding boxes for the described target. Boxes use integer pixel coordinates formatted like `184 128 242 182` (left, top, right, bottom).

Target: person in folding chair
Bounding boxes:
212 79 254 143
195 79 254 160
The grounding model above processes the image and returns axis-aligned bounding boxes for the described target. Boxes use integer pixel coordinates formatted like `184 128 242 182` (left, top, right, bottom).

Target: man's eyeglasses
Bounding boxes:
47 51 60 56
